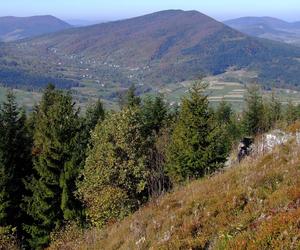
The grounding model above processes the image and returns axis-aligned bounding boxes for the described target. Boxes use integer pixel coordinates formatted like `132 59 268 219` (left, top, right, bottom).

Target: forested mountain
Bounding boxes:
225 17 300 46
0 10 300 93
0 15 72 42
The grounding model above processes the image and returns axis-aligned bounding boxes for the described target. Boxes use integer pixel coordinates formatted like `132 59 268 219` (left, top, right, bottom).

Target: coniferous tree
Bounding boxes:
119 84 141 109
140 95 171 196
215 100 242 147
285 100 298 125
0 91 32 240
78 99 106 172
243 85 266 135
23 85 82 249
140 95 168 138
215 99 233 124
84 99 105 136
166 82 229 182
0 151 9 226
267 90 282 128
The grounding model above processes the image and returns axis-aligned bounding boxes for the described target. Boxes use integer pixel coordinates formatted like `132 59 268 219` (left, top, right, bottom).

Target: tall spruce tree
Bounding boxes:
215 99 233 124
243 85 266 136
267 90 282 128
84 99 105 141
0 91 32 239
23 85 82 249
215 100 242 147
140 95 168 138
119 84 141 109
166 82 229 182
285 100 298 125
140 95 171 196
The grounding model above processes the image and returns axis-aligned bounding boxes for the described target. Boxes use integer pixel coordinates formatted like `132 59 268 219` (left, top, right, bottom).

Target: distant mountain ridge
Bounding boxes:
0 10 300 94
225 17 300 45
0 15 72 42
66 19 106 27
292 21 300 28
225 17 293 29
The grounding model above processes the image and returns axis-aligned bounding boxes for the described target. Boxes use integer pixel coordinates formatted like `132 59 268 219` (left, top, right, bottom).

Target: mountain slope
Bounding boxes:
225 17 300 45
49 133 300 250
293 22 300 28
0 15 72 42
0 10 300 94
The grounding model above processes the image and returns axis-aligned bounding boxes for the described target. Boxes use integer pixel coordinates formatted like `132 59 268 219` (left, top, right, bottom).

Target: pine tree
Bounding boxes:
270 90 282 124
140 95 171 196
140 95 168 137
24 85 82 249
243 85 266 135
265 90 282 129
166 82 229 182
215 100 242 147
0 151 9 226
215 99 233 124
285 100 298 125
119 84 141 108
84 99 105 142
0 91 32 237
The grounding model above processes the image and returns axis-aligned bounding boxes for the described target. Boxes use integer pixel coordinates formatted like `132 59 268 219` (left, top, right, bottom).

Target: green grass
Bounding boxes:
159 70 300 112
0 86 41 111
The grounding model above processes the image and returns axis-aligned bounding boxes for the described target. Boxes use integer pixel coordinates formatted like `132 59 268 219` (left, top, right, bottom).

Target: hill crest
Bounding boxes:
224 16 300 46
0 15 72 42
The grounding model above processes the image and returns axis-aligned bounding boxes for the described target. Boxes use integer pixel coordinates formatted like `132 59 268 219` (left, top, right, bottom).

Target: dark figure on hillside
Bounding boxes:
238 137 253 162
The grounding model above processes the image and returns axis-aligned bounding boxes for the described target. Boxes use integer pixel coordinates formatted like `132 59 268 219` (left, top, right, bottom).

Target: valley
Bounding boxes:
3 69 300 112
0 10 300 109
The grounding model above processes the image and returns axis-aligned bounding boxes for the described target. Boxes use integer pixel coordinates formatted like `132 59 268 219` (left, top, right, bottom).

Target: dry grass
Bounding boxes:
49 141 300 250
0 227 19 250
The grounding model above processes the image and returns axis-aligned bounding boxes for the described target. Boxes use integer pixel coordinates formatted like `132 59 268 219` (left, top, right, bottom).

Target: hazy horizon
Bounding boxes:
1 10 300 25
1 0 299 23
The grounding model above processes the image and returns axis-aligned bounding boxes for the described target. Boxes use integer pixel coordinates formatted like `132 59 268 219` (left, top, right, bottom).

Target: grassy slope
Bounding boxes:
49 134 300 250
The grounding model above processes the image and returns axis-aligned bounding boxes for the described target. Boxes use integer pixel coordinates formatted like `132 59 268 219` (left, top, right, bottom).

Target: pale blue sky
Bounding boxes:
1 0 300 22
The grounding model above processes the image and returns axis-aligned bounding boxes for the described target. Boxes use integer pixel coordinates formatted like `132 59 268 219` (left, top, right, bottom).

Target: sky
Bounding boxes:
1 0 300 22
